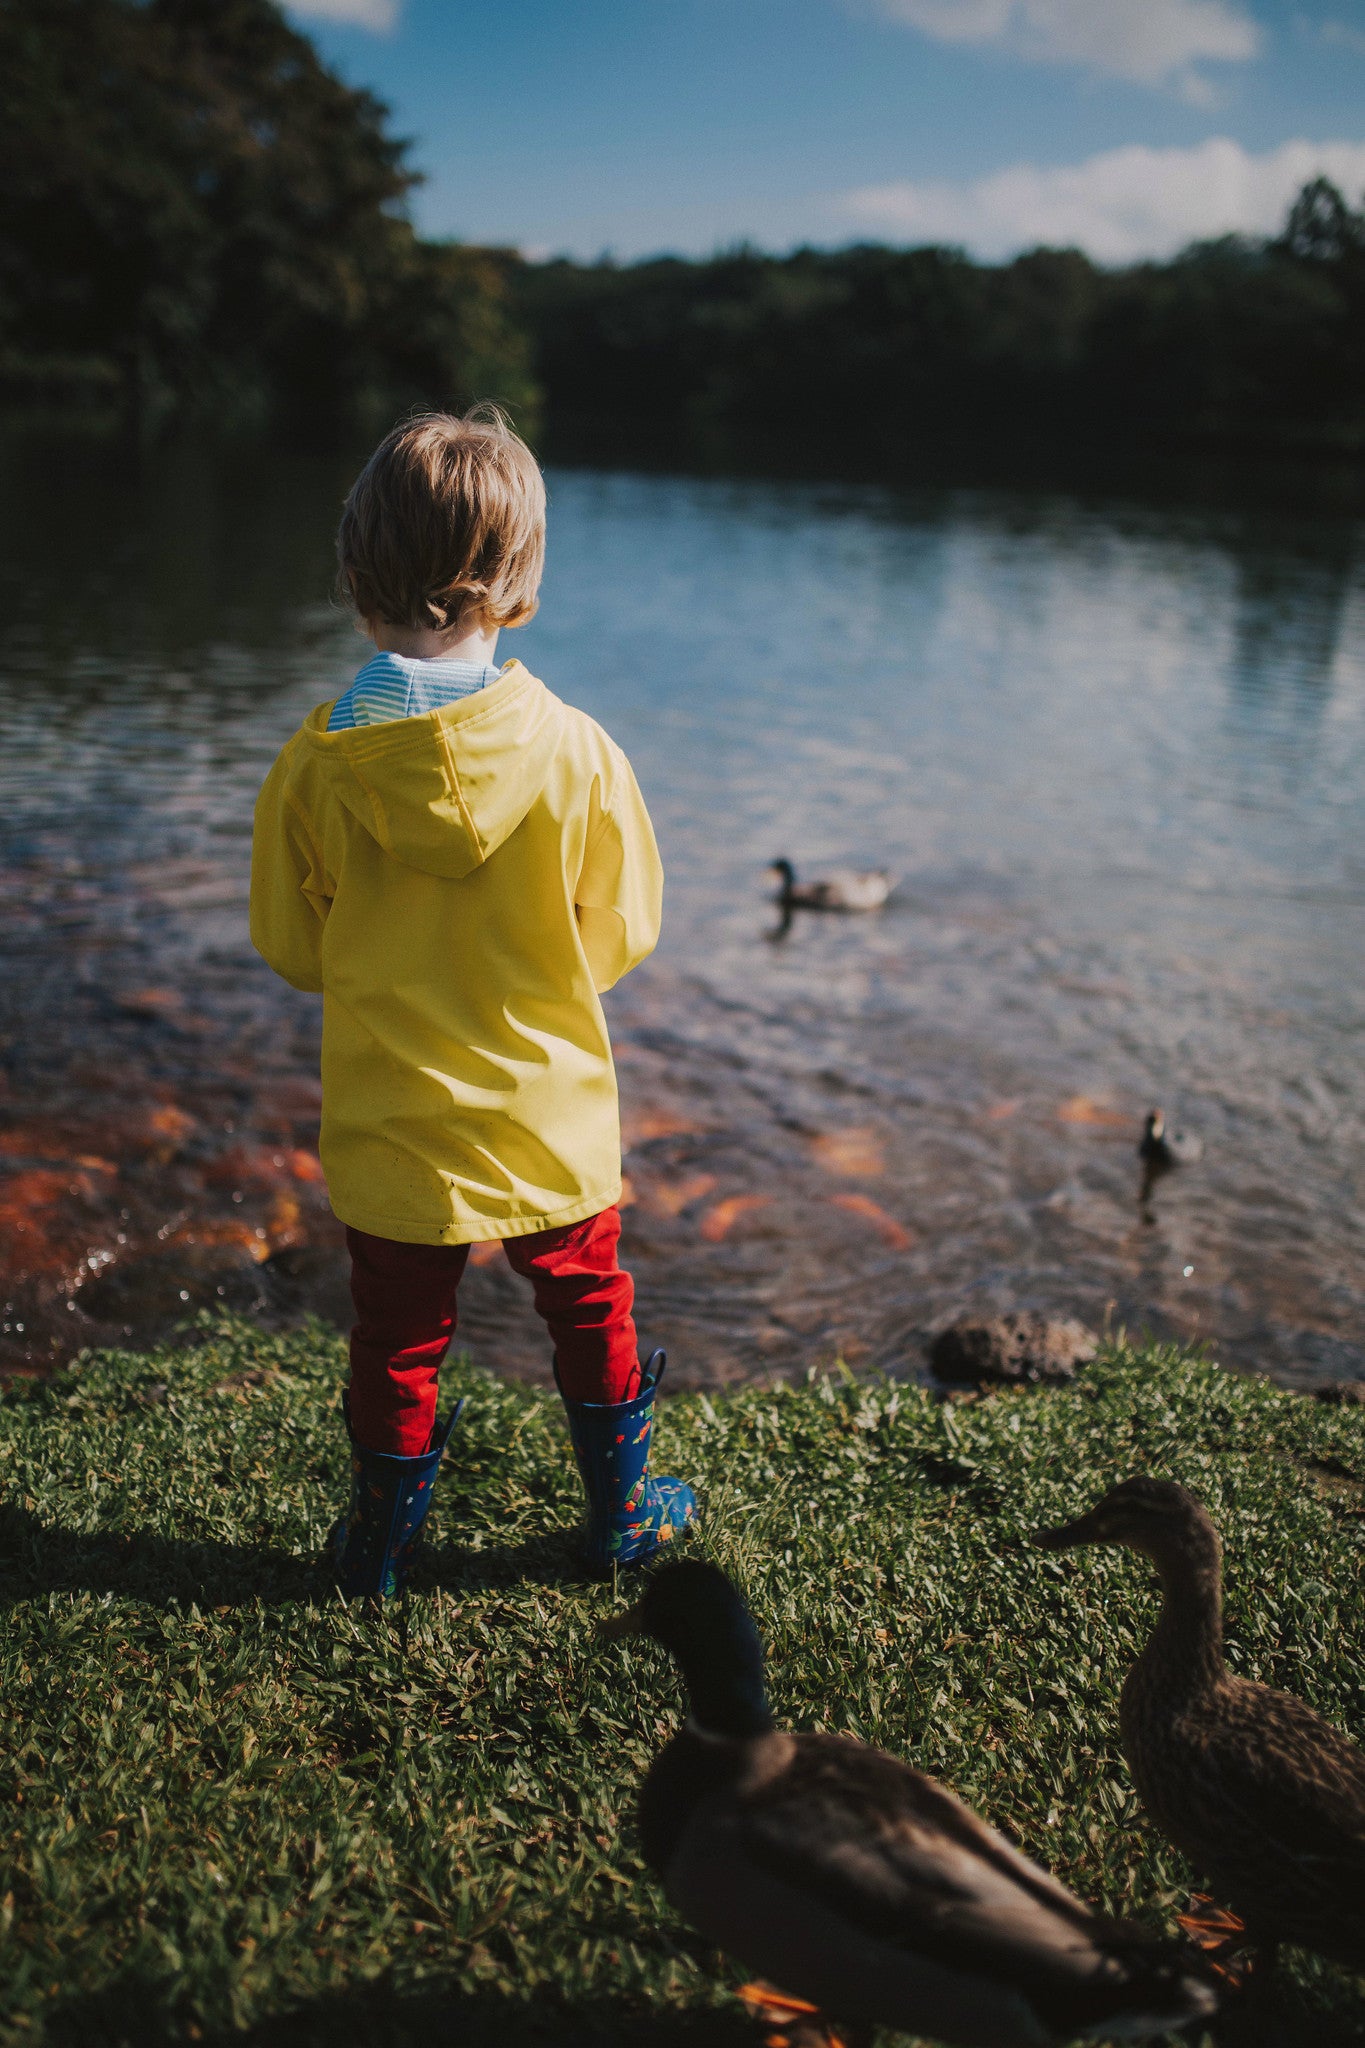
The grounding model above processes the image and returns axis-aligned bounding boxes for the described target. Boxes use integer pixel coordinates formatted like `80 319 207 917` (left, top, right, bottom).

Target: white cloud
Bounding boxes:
866 0 1260 96
840 136 1365 263
286 0 400 30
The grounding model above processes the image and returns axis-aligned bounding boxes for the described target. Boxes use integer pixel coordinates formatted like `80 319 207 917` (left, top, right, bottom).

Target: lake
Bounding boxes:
1 431 1362 1389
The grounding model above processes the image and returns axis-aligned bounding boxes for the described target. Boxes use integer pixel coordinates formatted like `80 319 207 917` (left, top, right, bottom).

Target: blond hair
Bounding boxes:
337 407 546 633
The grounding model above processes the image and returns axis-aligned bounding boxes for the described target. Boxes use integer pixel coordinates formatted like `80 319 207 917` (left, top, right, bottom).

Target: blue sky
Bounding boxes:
285 0 1365 262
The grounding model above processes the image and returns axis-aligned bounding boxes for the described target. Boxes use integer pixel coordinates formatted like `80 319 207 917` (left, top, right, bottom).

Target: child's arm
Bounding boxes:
249 750 332 993
574 749 664 993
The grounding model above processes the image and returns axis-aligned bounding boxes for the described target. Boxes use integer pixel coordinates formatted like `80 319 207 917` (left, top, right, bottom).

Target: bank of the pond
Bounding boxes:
0 1321 1362 2046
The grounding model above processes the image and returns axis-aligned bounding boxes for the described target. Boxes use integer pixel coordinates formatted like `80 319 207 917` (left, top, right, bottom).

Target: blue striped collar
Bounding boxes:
328 650 510 732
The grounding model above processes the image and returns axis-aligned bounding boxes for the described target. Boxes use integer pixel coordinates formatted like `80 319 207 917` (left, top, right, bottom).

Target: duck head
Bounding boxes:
769 858 796 893
602 1559 775 1738
1034 1475 1221 1577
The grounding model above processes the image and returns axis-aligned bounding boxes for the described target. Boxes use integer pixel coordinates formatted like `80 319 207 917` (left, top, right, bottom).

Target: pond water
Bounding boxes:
1 431 1362 1390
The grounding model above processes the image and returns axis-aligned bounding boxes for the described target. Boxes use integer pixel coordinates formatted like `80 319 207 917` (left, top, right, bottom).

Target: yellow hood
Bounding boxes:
299 661 565 880
250 663 663 1244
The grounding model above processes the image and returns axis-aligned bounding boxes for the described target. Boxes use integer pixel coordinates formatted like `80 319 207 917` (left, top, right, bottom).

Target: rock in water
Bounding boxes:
1315 1381 1365 1407
929 1312 1098 1387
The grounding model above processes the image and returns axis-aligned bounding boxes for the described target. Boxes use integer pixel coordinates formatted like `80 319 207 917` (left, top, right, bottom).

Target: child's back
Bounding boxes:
251 650 659 1243
250 409 696 1598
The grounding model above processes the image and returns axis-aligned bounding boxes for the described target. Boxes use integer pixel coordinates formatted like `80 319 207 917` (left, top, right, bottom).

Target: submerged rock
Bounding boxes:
929 1312 1098 1388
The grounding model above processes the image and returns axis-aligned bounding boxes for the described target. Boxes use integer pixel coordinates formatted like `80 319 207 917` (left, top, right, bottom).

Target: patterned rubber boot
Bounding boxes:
330 1393 465 1600
557 1349 697 1575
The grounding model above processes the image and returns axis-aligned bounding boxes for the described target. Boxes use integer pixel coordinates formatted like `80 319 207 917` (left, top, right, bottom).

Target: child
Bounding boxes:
250 409 696 1597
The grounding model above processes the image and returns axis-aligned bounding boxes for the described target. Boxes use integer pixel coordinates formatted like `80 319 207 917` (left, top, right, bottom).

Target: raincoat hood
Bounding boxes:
298 661 562 880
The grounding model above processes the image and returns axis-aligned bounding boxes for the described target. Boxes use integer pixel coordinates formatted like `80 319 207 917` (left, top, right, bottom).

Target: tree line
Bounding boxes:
3 0 1364 477
514 181 1365 474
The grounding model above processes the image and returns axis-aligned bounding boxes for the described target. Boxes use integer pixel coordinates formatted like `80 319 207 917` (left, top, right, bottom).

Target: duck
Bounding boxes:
603 1559 1218 2047
1137 1111 1202 1171
769 858 894 914
1034 1477 1365 1972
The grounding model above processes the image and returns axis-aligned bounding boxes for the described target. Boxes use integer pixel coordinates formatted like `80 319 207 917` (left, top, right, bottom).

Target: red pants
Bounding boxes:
346 1206 640 1455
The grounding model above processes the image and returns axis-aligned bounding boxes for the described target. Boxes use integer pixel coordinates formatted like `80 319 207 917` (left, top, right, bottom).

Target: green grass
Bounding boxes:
0 1318 1363 2047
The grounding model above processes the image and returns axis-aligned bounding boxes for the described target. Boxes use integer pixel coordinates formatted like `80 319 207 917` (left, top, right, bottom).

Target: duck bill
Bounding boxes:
598 1601 647 1642
1033 1507 1107 1549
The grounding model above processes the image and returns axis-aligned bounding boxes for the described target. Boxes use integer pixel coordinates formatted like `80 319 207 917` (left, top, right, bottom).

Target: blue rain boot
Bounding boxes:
330 1392 465 1600
557 1349 697 1575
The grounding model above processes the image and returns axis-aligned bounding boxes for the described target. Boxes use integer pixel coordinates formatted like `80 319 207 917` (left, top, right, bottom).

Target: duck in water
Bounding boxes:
769 858 895 913
1137 1110 1203 1210
1138 1110 1202 1171
604 1560 1218 2047
1035 1477 1365 1974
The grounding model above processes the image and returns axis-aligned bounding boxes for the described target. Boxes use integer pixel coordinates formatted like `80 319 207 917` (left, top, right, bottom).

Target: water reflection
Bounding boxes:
1231 537 1353 706
1 431 1362 1389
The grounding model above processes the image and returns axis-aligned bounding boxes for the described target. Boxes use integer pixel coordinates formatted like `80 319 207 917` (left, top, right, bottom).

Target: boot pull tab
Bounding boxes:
640 1349 667 1394
433 1396 467 1456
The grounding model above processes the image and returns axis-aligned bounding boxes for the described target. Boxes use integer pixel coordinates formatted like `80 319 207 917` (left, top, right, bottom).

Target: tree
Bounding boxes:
0 0 537 425
1278 177 1365 266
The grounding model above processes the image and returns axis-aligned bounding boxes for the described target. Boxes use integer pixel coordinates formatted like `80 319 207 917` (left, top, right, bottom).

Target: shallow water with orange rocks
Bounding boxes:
2 434 1362 1389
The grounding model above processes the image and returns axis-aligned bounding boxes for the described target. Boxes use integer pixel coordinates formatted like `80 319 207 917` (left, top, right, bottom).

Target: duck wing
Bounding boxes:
808 870 892 911
666 1733 1213 2046
739 1736 1142 1968
1135 1676 1365 1964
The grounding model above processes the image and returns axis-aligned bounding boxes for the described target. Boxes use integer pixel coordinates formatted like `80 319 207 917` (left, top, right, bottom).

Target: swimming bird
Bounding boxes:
769 858 894 913
1137 1111 1202 1170
1034 1477 1365 1973
603 1560 1218 2047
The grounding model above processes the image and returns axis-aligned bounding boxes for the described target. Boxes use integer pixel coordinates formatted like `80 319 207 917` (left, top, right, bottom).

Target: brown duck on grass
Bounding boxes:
604 1560 1218 2048
1035 1476 1365 1974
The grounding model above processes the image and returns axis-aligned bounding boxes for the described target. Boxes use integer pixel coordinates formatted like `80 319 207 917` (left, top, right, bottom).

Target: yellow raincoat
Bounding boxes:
249 662 662 1243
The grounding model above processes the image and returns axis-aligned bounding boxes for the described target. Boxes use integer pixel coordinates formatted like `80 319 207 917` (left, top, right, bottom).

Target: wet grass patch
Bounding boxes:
0 1319 1362 2045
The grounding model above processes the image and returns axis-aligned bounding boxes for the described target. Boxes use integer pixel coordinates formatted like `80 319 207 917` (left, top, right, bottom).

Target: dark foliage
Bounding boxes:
515 178 1365 471
0 0 535 425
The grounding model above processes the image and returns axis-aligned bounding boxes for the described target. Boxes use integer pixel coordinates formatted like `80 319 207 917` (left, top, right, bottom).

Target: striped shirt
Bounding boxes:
327 651 507 731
